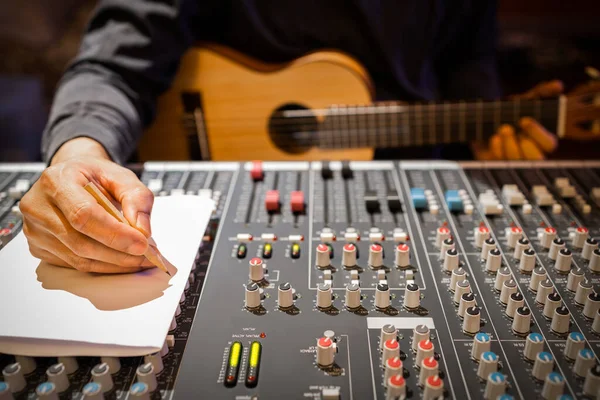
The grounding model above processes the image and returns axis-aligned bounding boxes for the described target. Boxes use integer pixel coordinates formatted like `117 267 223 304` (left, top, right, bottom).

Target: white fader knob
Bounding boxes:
463 306 481 335
583 364 600 398
403 283 420 309
375 282 391 309
412 325 430 352
368 244 383 268
344 283 361 310
554 249 572 273
395 244 410 268
551 306 571 335
136 363 158 392
278 282 294 309
245 282 262 309
583 292 600 319
520 248 536 273
506 226 523 248
475 226 490 248
582 237 598 260
566 268 585 292
549 238 565 260
46 363 69 393
316 283 333 310
248 257 264 281
91 363 114 393
471 332 491 361
590 248 600 273
523 332 544 361
2 363 26 393
572 227 589 248
315 244 331 269
481 238 496 261
485 372 507 400
477 351 498 380
573 348 595 378
512 306 532 335
342 243 357 268
564 332 585 361
514 238 530 260
443 248 459 272
435 226 451 248
485 249 502 273
542 372 565 400
532 351 554 381
316 337 336 367
380 324 397 351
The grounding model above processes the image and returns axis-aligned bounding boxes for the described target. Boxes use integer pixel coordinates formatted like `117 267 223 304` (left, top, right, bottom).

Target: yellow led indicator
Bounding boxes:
249 341 262 367
229 342 242 367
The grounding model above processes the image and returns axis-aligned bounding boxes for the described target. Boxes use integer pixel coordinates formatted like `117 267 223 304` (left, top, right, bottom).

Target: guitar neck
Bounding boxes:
316 97 562 149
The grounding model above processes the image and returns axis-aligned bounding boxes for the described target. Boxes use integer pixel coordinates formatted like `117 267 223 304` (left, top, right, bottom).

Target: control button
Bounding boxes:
593 308 600 334
395 244 410 268
382 339 400 367
566 268 585 292
321 161 333 180
435 226 451 248
524 332 545 361
237 243 247 259
554 248 572 273
572 227 589 248
551 306 571 335
500 279 517 305
446 190 464 212
250 161 263 181
423 375 444 400
316 283 333 310
365 189 380 214
57 357 78 375
529 267 547 292
368 244 383 268
46 363 69 393
316 337 336 367
321 387 340 400
380 324 397 351
224 342 242 387
416 339 434 366
344 283 361 310
481 238 496 261
14 356 35 374
342 243 357 268
512 306 532 335
458 292 476 319
463 306 481 335
315 244 331 269
375 282 391 310
411 188 427 210
439 238 455 261
91 363 114 393
136 363 157 392
485 372 506 399
403 283 420 310
245 341 262 388
583 364 600 398
35 382 58 399
575 280 593 306
419 356 439 386
384 357 403 386
128 382 150 399
100 357 121 374
506 226 523 248
475 226 490 248
564 332 585 361
471 332 491 361
583 292 600 319
443 248 459 272
549 238 566 260
450 267 467 292
519 248 536 273
81 382 104 400
495 267 513 293
582 237 598 260
0 382 13 400
485 249 502 273
513 238 530 260
265 190 280 212
590 248 600 273
262 243 273 259
341 161 353 179
387 188 402 214
535 279 554 305
412 325 430 353
278 282 294 309
2 363 26 393
573 348 595 378
454 279 471 305
505 292 524 319
290 191 305 213
386 375 406 400
533 351 554 381
541 227 557 249
543 292 562 319
245 282 262 309
249 257 264 282
542 372 565 400
477 351 498 380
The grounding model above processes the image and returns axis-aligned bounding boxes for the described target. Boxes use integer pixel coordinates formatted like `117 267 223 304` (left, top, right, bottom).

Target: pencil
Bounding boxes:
84 181 171 276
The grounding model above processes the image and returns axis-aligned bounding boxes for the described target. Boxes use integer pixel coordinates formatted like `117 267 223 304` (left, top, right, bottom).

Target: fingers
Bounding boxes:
519 117 557 153
498 125 522 160
518 137 545 160
518 80 564 99
484 124 548 160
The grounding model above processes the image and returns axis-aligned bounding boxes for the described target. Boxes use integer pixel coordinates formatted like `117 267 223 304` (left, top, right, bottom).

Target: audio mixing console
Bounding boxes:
1 161 600 400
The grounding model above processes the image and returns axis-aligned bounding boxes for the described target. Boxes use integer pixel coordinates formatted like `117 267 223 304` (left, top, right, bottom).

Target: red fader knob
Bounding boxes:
290 191 305 213
251 161 264 181
265 190 280 212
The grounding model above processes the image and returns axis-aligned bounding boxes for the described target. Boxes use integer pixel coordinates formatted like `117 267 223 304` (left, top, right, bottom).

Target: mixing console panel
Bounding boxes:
1 161 600 399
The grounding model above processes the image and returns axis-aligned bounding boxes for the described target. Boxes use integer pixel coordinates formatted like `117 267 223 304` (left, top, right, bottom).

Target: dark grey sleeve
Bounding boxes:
41 0 203 164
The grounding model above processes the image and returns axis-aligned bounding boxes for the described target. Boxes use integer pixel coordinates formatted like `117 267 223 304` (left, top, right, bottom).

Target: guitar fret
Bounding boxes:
459 101 466 142
476 100 483 143
343 105 351 149
444 102 450 144
428 102 435 145
390 104 398 148
404 107 410 147
416 103 423 146
380 105 389 148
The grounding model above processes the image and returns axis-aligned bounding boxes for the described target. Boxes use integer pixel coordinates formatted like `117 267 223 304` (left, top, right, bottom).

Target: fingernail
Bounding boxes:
136 212 151 237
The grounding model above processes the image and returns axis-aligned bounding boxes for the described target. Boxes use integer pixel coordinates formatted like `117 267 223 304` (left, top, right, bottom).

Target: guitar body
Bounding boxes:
139 45 375 161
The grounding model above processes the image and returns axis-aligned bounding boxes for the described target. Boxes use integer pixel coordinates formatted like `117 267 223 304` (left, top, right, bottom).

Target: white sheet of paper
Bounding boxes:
0 195 213 357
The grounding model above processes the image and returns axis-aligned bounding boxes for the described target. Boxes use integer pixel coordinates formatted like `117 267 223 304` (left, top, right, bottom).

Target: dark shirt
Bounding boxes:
42 0 500 164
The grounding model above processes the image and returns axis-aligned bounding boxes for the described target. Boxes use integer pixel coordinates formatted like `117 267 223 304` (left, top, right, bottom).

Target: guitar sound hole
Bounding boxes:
268 104 318 154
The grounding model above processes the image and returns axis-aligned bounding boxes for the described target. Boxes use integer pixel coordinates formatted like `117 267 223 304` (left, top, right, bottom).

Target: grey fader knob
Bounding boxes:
46 363 69 393
412 324 430 352
316 283 333 310
2 363 26 393
494 267 511 292
514 238 530 260
91 363 113 393
481 238 496 261
549 238 565 260
375 282 391 309
512 306 532 335
278 282 294 309
554 248 572 273
575 280 593 305
535 279 554 305
403 283 420 309
582 237 598 260
543 292 561 319
344 283 361 310
566 268 584 292
506 292 524 319
136 363 157 392
520 248 536 273
583 292 600 319
443 248 459 272
485 249 502 273
550 306 570 335
380 324 397 351
463 306 481 335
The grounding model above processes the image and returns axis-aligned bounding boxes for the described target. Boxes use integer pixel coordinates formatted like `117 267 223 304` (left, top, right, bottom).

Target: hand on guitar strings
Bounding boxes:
472 80 563 160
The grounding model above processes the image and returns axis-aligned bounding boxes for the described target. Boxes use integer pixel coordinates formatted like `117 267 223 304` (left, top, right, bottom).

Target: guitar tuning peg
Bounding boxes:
585 66 600 81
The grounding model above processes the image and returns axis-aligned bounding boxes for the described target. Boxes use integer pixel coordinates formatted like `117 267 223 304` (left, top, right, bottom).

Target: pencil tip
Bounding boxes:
166 270 172 277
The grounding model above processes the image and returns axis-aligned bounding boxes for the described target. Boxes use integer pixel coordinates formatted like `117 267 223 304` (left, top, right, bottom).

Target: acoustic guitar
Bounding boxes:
139 44 600 161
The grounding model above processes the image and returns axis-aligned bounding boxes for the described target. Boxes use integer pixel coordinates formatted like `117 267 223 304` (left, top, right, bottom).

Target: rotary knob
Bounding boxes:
35 383 58 400
278 282 294 309
532 351 554 381
342 243 357 268
529 267 547 292
14 356 35 375
505 292 524 319
535 279 554 305
375 282 391 309
573 348 594 378
423 375 444 400
463 306 481 335
144 353 164 374
91 363 113 393
0 382 13 400
575 280 593 306
344 283 361 310
81 382 104 400
542 292 562 319
315 244 331 269
2 363 26 393
245 282 262 309
477 351 498 380
485 249 502 273
128 382 150 399
566 267 584 292
554 248 572 273
419 356 439 386
523 332 544 361
500 279 517 305
412 324 430 353
542 372 565 400
583 364 600 398
564 332 585 361
368 244 383 268
512 306 532 335
471 332 491 361
582 237 598 260
384 357 403 385
513 238 530 260
485 372 507 399
386 375 406 400
520 248 536 273
550 306 571 335
572 227 589 248
506 226 523 248
382 339 400 367
46 363 69 393
316 337 336 367
549 238 565 260
435 226 451 248
380 324 397 351
316 283 333 310
590 248 600 273
481 238 497 261
494 267 511 292
443 248 459 272
583 291 600 319
248 257 265 282
439 238 455 261
136 363 157 392
454 279 471 305
403 283 420 309
395 244 410 268
593 308 600 334
57 357 78 375
541 227 557 249
450 267 466 292
475 226 490 248
100 357 121 374
458 292 476 319
416 339 434 367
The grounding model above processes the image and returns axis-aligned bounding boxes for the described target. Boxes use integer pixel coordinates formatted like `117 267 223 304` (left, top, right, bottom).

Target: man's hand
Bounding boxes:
20 138 155 273
473 80 563 160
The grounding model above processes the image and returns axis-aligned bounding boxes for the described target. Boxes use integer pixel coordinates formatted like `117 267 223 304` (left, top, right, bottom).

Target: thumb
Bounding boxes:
100 163 155 238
